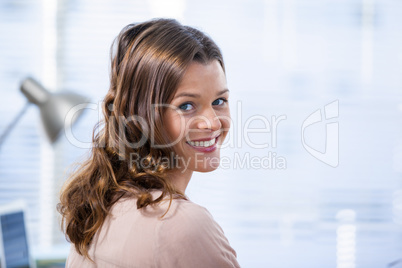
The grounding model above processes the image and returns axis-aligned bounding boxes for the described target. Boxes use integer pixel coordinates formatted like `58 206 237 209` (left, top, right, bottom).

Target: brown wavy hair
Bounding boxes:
57 18 224 259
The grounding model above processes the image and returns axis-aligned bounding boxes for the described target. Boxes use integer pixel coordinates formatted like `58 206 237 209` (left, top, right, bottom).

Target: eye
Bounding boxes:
178 102 194 111
212 98 228 106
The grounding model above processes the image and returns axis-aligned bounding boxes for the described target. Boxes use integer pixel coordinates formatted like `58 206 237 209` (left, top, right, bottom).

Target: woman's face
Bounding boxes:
164 60 230 173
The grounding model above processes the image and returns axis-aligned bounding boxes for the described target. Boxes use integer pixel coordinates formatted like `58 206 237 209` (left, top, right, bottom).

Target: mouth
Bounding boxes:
185 135 220 152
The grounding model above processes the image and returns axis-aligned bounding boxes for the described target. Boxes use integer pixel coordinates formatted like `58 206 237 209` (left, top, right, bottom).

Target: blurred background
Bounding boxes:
1 0 402 267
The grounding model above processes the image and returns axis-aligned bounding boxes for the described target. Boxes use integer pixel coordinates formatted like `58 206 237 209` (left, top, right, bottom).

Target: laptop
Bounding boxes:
0 200 36 268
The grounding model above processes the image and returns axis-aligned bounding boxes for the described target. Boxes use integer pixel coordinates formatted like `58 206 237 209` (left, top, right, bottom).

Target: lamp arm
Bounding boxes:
0 102 30 149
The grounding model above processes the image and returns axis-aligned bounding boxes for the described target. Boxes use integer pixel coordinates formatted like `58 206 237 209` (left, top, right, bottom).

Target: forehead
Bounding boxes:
174 61 227 96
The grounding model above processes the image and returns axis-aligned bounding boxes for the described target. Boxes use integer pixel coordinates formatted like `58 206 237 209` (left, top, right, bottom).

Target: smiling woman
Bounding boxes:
58 18 240 268
164 61 231 186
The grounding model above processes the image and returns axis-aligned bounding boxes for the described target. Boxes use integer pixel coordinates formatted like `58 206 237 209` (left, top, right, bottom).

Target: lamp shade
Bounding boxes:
20 78 89 143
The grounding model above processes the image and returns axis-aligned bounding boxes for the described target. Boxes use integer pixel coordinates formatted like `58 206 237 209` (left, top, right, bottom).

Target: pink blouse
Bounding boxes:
66 192 240 268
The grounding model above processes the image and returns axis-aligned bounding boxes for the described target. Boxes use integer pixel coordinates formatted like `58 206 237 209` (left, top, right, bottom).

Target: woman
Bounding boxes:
58 18 240 268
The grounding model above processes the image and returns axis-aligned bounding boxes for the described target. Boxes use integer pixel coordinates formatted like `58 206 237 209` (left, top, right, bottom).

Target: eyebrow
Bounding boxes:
174 89 229 99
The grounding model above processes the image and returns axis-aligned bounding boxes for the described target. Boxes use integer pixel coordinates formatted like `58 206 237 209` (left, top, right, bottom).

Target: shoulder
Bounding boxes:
154 199 240 268
163 198 217 228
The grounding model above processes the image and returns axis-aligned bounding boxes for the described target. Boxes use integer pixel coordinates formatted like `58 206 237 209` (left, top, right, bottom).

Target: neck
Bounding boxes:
166 167 193 194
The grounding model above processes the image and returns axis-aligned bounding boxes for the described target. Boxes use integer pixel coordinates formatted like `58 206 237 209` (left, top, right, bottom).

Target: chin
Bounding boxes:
195 164 220 173
191 152 221 172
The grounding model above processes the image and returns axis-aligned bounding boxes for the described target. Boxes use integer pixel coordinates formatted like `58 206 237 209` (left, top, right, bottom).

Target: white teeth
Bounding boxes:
188 137 216 147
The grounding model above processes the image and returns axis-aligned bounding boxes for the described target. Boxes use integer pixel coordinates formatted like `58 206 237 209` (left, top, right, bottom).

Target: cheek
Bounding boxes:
164 111 186 142
171 127 185 147
220 109 231 134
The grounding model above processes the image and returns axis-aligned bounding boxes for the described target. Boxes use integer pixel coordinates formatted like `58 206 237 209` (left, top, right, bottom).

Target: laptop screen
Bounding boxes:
0 211 31 268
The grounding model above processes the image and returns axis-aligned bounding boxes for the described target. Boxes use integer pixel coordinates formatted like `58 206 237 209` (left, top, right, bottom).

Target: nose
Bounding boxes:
196 108 222 131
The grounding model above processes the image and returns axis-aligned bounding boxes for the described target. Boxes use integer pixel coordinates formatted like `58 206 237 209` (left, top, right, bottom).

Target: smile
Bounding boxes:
186 135 220 152
187 137 216 147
